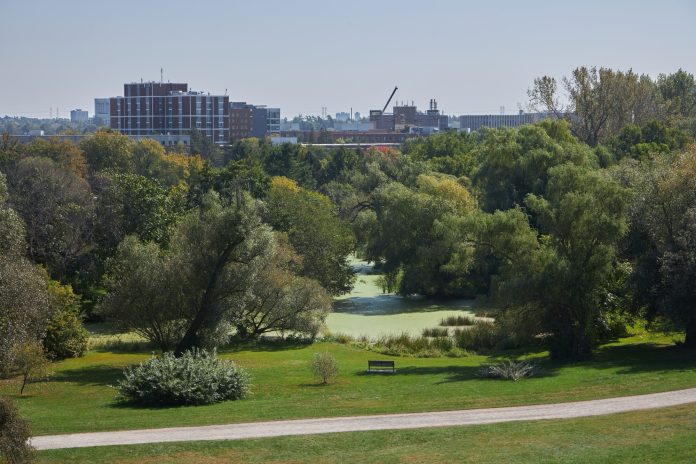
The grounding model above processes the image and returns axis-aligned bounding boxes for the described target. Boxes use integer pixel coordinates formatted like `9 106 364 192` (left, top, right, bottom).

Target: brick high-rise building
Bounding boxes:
230 102 254 140
229 102 281 140
108 82 229 144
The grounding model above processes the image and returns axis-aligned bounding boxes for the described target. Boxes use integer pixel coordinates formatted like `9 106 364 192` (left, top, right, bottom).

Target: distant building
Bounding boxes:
335 112 350 122
266 107 281 134
370 99 448 132
334 121 376 131
94 98 110 126
230 102 254 140
107 82 229 145
281 129 417 144
70 109 88 123
458 112 548 132
229 103 281 140
271 136 298 145
251 106 280 139
394 105 417 128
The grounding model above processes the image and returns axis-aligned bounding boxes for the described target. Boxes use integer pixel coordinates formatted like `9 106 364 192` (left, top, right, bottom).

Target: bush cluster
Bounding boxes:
327 317 506 358
439 315 475 326
43 307 88 360
453 320 501 351
115 350 249 406
368 333 463 358
0 397 33 464
422 327 449 337
310 352 339 384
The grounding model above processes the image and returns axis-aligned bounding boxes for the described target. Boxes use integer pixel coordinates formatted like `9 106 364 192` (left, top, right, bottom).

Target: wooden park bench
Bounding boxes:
368 360 395 373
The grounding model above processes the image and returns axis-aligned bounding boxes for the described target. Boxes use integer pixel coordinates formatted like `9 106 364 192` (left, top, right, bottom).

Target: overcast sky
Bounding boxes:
1 0 694 118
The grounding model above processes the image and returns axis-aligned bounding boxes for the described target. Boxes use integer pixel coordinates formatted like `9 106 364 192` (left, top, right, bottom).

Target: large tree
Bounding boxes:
265 177 355 295
230 235 331 339
472 121 596 212
466 164 629 359
26 137 88 178
529 66 660 146
79 129 133 173
657 69 696 121
92 171 183 254
101 236 188 351
102 192 331 353
0 173 51 373
6 157 94 278
362 173 478 297
619 146 696 345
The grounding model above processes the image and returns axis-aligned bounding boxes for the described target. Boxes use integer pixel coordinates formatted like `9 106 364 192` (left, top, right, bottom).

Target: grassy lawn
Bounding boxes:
1 329 695 436
36 404 696 463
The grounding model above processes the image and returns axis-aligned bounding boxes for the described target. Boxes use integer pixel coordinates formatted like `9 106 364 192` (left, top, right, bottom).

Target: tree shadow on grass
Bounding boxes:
51 365 124 386
575 342 696 375
354 362 559 384
222 338 313 353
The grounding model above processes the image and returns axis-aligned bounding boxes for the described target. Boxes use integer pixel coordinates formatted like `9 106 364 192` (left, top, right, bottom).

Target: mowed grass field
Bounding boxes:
37 404 696 463
1 328 695 437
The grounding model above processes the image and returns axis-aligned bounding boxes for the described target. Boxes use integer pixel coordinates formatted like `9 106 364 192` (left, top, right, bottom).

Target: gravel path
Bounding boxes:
32 387 696 450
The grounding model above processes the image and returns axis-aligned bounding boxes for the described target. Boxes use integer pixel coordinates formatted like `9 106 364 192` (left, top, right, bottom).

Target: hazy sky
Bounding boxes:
1 0 694 118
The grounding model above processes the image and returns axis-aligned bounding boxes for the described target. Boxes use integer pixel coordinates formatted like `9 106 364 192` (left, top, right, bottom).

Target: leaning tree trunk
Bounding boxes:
683 319 696 349
174 242 236 356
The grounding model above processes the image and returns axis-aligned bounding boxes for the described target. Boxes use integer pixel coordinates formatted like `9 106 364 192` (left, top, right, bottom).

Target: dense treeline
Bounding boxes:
0 116 100 136
0 67 694 364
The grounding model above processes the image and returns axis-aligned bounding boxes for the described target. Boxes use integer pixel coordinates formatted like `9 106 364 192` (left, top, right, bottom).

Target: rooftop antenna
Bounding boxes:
160 68 163 84
225 88 228 96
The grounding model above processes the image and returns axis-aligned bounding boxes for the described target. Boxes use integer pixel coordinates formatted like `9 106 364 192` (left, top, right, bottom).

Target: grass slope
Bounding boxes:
36 404 696 463
2 330 695 436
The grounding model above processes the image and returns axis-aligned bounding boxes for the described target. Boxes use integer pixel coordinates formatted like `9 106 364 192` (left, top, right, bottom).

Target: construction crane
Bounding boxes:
382 86 398 113
370 86 398 120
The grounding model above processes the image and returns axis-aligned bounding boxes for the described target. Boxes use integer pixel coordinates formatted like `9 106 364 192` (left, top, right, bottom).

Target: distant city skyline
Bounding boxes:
1 0 694 119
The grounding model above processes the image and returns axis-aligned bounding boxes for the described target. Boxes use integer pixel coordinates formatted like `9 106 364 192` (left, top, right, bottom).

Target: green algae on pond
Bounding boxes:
325 259 480 338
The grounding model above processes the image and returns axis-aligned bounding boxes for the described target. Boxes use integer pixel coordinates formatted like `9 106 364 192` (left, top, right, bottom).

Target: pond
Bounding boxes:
324 258 479 338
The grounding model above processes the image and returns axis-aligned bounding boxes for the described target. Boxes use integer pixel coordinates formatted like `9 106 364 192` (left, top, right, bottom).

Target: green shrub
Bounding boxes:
323 332 355 344
0 396 34 464
369 333 457 358
116 350 249 406
88 336 153 353
439 315 475 326
454 320 501 351
43 308 88 360
11 340 52 395
494 307 544 350
43 280 88 360
479 360 537 381
310 352 339 384
422 327 449 337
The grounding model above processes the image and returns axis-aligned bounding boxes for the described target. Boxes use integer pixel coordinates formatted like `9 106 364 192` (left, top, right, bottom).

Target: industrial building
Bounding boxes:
458 111 549 132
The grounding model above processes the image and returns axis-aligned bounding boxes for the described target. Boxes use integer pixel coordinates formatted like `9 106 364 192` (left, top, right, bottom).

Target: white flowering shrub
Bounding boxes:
116 349 249 406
